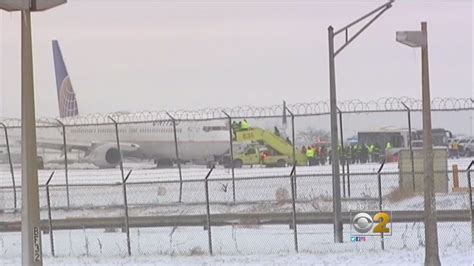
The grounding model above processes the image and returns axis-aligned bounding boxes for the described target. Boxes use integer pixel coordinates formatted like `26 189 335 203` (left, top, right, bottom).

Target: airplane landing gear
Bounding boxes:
155 158 173 168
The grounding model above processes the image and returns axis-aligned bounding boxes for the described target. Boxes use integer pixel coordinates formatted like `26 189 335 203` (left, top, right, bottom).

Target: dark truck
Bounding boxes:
358 128 452 150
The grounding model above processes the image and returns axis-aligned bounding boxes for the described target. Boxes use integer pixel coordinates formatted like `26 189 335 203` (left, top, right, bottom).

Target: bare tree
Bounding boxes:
297 127 330 146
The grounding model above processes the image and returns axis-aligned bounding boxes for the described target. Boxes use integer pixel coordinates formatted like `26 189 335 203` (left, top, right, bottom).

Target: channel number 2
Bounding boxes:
353 212 390 234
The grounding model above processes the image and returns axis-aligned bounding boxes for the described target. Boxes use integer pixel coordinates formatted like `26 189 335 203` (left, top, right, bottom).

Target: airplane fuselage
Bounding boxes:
36 120 230 163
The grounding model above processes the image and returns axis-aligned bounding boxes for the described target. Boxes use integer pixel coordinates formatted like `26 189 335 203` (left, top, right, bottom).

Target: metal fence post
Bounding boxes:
45 172 55 257
55 119 70 209
467 161 474 244
285 108 297 166
346 159 351 197
377 159 386 250
222 111 236 202
285 107 297 198
108 116 125 182
337 107 346 198
289 164 298 252
167 113 183 203
122 170 133 256
204 166 215 255
108 116 130 256
0 122 17 211
401 102 415 191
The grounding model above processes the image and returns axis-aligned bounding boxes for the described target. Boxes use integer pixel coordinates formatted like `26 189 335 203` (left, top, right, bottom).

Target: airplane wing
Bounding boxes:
10 137 139 155
33 139 141 168
36 139 91 152
1 133 89 152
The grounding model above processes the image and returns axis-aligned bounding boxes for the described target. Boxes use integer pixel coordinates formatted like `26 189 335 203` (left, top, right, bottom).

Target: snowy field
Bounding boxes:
0 158 472 212
1 157 473 186
0 222 471 264
0 158 472 264
1 249 472 265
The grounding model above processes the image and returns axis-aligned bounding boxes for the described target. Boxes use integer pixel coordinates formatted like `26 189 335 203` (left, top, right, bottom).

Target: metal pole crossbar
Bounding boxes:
334 2 394 57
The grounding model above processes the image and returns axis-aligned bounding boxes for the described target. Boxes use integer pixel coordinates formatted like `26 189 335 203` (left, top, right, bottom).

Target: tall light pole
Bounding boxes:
0 1 67 265
396 22 440 266
327 0 394 243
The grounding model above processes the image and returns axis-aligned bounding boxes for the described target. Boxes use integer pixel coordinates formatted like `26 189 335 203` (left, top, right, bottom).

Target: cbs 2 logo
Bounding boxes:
352 212 390 234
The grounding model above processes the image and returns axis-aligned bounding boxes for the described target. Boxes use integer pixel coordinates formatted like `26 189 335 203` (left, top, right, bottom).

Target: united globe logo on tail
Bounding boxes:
53 40 79 118
58 76 79 118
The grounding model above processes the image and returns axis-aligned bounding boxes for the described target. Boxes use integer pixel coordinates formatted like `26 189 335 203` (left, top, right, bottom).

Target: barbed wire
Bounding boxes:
0 97 472 127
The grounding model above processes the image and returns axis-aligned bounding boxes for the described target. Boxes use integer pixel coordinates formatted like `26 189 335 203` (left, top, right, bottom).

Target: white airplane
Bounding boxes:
33 40 230 168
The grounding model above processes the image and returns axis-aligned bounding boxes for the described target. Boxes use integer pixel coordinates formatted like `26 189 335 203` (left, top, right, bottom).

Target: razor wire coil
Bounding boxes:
0 97 472 127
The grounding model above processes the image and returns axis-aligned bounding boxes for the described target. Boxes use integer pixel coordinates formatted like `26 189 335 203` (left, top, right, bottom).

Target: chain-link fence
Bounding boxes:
0 166 472 257
0 97 473 258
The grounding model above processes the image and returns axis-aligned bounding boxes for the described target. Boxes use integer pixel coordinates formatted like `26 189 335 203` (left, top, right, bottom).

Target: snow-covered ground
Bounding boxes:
1 157 473 186
0 222 471 263
0 158 472 212
0 158 472 264
1 249 472 266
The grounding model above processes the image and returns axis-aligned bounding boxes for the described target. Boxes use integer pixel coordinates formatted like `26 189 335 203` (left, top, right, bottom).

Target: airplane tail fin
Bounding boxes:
52 40 79 118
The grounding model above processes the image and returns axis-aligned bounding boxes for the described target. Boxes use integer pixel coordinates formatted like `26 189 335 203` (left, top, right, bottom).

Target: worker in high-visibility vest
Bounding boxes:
368 144 375 163
306 146 315 166
241 119 250 130
385 142 393 161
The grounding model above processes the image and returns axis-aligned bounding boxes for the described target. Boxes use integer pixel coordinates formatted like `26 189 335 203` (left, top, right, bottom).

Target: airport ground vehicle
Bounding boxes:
223 127 307 168
227 144 291 168
414 128 452 147
358 127 452 150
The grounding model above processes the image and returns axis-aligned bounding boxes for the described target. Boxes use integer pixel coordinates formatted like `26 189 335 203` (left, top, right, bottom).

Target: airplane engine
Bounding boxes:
87 143 121 168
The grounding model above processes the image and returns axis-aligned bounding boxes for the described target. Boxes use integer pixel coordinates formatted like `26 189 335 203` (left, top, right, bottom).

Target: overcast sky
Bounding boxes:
0 0 472 119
